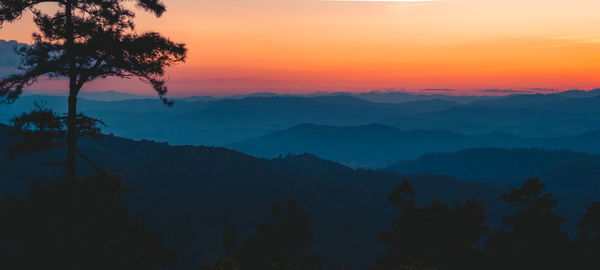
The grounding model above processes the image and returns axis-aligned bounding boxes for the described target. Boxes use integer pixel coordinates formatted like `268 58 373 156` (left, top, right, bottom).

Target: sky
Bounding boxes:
1 0 600 96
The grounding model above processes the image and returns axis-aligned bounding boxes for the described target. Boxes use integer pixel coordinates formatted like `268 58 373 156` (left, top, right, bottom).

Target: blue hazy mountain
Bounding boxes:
0 94 461 145
230 124 490 167
3 91 600 150
22 90 156 101
387 148 600 199
393 94 600 136
78 90 155 101
2 90 600 152
556 89 600 98
229 123 600 168
354 90 501 104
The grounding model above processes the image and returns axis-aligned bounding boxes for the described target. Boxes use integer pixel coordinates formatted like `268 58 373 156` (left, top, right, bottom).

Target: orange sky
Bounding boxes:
1 0 600 96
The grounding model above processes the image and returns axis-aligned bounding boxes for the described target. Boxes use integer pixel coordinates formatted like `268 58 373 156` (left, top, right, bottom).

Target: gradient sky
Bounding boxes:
1 0 600 96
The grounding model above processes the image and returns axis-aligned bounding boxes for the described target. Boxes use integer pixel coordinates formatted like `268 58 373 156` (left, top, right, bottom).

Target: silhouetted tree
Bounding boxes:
375 180 487 270
485 178 569 270
0 0 187 180
9 103 104 165
0 170 178 269
236 200 322 270
577 202 600 239
573 202 600 268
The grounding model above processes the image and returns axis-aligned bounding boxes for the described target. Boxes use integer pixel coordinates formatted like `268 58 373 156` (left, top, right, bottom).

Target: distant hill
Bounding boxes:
229 123 600 168
22 90 156 101
387 148 600 198
0 94 459 146
78 90 155 101
4 82 600 147
396 94 600 136
556 89 600 98
230 124 486 167
354 91 500 104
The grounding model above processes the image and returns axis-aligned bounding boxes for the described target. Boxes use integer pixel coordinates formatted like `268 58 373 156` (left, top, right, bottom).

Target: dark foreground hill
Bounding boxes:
0 124 506 268
0 125 594 268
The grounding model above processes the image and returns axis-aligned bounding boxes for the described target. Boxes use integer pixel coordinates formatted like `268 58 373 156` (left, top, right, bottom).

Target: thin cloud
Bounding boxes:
481 89 534 94
367 88 408 93
418 88 455 92
529 88 557 92
551 34 600 44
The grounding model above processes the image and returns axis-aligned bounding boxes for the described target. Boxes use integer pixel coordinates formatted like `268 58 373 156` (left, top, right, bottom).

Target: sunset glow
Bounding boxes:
1 0 600 96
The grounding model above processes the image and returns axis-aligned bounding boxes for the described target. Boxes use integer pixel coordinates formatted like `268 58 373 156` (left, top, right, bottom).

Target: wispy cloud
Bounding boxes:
418 88 455 92
529 88 557 92
481 89 534 94
551 34 600 44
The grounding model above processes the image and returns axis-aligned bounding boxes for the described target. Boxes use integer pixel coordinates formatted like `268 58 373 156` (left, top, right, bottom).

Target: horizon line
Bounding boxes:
19 88 600 99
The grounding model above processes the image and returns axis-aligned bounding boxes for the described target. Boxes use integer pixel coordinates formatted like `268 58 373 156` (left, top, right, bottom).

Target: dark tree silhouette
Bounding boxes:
375 180 487 270
574 202 600 269
577 202 600 239
198 201 325 270
485 178 569 270
236 200 322 270
0 2 186 263
0 0 187 180
0 170 178 269
9 103 104 166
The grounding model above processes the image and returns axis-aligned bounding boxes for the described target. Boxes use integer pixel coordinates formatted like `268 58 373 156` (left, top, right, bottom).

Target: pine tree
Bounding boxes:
574 202 600 268
376 180 487 270
485 178 569 270
0 0 187 180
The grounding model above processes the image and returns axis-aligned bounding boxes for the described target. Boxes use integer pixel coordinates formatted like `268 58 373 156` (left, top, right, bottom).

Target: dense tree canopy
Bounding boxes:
375 180 487 270
485 178 570 270
0 171 177 269
214 200 324 270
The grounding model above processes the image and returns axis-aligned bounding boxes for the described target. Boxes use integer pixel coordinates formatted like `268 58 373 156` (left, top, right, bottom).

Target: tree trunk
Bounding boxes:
65 0 77 182
65 3 79 269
